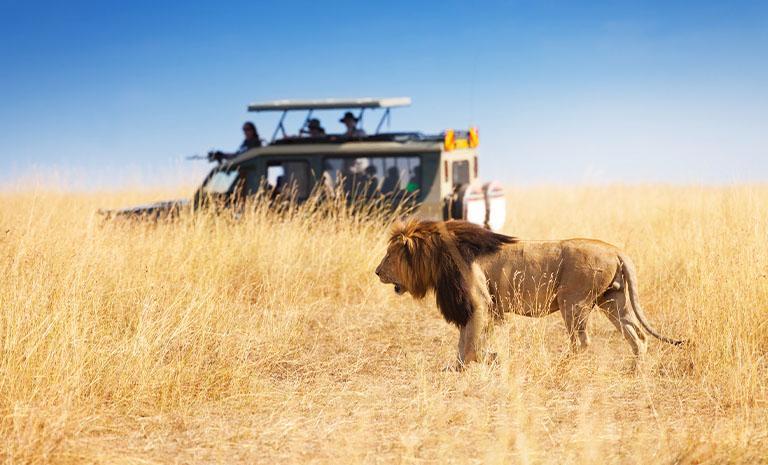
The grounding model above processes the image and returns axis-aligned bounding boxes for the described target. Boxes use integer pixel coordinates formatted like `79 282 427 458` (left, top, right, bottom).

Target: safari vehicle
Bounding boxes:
105 97 506 230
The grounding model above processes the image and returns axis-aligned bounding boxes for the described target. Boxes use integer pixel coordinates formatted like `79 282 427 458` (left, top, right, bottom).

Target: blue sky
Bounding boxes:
1 0 767 188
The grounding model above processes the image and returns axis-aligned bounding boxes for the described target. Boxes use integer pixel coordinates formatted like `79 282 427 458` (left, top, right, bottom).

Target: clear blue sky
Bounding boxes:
1 0 767 188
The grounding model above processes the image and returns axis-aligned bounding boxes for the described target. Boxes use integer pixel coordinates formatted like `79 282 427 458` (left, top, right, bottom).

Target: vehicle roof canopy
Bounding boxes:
247 97 411 112
232 96 477 155
248 97 413 141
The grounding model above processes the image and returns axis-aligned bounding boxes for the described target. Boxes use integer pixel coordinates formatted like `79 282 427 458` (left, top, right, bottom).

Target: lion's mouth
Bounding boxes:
378 273 406 295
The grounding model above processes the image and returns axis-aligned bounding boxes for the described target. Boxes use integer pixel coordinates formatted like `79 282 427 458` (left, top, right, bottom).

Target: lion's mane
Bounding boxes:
388 220 517 326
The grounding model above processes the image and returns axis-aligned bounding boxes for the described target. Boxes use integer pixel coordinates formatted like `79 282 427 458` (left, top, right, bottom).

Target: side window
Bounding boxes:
452 160 470 187
266 165 284 188
266 160 312 199
323 155 422 198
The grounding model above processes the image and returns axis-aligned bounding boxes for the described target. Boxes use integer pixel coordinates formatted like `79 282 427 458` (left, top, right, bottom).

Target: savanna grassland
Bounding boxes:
1 185 767 464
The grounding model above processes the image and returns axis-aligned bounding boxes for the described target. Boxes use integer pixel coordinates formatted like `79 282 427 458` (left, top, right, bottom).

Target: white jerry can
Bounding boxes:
462 181 488 228
458 181 506 231
483 181 506 232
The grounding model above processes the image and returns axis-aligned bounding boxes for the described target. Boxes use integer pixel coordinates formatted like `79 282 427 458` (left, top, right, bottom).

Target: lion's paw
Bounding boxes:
442 360 466 372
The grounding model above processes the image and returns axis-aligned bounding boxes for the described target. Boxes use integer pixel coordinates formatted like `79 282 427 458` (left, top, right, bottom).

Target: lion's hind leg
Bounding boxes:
557 295 593 352
596 288 647 357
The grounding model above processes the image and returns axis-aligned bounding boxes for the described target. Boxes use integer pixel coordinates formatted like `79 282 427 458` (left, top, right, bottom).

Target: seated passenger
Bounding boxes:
406 165 421 193
340 158 373 197
209 122 262 162
381 166 400 194
300 118 326 137
274 175 285 194
339 112 366 137
364 165 379 197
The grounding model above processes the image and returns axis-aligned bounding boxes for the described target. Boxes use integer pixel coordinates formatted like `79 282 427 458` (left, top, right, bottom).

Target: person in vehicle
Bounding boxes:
301 118 326 137
208 122 262 162
339 112 366 137
364 165 380 197
340 158 358 196
406 165 421 193
381 166 401 194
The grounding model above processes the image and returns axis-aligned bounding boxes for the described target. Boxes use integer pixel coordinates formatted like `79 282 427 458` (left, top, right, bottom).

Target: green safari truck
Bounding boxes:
106 97 506 231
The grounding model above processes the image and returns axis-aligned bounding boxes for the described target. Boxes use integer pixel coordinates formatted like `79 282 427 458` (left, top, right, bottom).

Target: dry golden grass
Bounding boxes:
1 185 767 464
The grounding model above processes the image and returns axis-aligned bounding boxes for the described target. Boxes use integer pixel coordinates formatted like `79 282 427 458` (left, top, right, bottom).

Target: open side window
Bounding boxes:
262 160 312 200
322 155 422 199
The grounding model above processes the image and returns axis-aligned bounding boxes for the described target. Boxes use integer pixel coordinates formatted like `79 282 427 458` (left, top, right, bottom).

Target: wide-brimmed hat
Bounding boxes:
339 111 358 123
307 118 322 129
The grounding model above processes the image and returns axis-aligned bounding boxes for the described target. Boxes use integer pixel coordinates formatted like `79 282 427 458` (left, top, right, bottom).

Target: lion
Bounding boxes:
375 219 684 369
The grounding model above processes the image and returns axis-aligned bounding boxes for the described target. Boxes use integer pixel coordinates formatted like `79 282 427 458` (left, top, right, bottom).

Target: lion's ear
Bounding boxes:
402 235 416 254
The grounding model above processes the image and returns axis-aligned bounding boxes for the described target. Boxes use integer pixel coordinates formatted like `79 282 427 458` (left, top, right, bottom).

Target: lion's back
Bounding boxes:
479 239 622 315
559 238 622 265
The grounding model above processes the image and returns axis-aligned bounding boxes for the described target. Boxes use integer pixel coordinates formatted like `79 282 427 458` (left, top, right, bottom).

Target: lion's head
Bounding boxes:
375 220 517 326
375 220 437 298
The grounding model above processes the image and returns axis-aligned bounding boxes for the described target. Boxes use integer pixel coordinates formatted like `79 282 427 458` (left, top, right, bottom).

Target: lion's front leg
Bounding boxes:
444 325 469 371
459 306 485 364
454 264 492 368
446 315 484 372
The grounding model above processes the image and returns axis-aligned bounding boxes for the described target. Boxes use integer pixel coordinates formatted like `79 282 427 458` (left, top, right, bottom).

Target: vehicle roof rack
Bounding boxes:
269 132 442 146
247 97 411 112
247 97 412 142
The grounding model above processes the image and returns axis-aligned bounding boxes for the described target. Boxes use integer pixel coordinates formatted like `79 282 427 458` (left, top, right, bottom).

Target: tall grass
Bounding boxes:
0 185 766 464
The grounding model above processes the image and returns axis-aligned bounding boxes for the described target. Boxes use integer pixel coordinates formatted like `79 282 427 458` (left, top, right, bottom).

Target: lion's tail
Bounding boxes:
619 253 686 346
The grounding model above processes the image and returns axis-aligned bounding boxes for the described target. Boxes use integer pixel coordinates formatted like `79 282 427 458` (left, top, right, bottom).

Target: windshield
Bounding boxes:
203 169 239 194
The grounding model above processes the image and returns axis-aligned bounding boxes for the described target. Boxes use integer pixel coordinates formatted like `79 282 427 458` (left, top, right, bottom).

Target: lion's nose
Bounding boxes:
375 266 381 276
